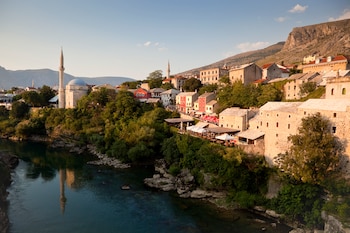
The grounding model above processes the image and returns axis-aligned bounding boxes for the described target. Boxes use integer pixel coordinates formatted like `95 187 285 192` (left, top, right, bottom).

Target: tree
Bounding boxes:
10 101 30 119
147 70 163 88
300 82 316 96
39 85 56 106
276 113 344 185
198 84 218 95
257 84 282 106
182 78 202 92
22 91 42 107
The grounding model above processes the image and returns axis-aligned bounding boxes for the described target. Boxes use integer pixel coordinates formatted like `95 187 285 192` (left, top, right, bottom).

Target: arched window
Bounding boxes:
342 88 346 95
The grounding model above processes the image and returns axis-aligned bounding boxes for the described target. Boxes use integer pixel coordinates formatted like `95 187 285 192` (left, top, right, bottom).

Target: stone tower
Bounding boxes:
58 49 65 108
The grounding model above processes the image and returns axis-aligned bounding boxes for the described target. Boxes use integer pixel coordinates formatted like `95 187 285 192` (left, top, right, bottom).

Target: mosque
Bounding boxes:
57 49 89 109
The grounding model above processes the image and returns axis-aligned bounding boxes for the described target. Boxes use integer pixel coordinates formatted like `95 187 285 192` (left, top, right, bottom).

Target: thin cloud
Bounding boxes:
236 41 270 52
289 4 308 13
144 41 152 47
329 9 350 21
275 17 287 23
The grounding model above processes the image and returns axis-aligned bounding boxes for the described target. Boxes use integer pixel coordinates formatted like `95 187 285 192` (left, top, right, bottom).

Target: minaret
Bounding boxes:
58 49 65 108
59 169 67 214
167 60 170 79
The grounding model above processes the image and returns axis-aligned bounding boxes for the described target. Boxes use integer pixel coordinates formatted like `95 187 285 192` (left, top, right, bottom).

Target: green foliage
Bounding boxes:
121 81 141 89
10 101 30 119
257 84 282 106
0 106 9 120
182 78 203 92
198 84 218 95
39 85 56 106
276 113 344 185
160 82 174 90
300 82 316 96
270 182 324 228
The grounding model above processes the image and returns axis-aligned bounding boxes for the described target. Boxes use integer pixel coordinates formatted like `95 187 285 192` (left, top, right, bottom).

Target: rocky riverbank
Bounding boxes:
0 151 19 233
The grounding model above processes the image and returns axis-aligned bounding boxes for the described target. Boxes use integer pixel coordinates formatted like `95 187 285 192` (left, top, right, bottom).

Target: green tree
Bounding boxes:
160 82 174 90
182 78 202 92
22 91 42 107
10 101 30 119
300 82 316 96
198 84 218 95
257 84 282 106
147 70 163 88
39 85 56 106
277 113 344 185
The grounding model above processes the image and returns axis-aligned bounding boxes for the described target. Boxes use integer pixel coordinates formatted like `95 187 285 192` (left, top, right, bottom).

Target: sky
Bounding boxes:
1 0 350 80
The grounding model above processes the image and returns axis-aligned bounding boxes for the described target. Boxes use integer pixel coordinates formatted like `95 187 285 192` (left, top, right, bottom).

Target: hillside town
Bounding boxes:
2 52 350 177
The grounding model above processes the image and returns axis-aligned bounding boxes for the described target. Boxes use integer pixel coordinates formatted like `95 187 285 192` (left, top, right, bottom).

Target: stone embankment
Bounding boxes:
86 145 130 169
0 152 19 233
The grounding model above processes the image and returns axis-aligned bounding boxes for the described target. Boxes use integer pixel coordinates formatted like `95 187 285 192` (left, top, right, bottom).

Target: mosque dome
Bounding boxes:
67 78 87 86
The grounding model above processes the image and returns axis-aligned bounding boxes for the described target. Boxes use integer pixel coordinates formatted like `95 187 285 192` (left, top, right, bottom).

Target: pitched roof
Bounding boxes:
236 129 265 140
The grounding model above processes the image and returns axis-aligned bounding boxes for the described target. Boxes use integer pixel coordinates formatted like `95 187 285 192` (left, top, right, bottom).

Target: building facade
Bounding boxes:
302 55 350 74
326 76 350 99
229 63 262 85
160 89 180 107
283 72 320 100
199 68 228 85
175 92 198 114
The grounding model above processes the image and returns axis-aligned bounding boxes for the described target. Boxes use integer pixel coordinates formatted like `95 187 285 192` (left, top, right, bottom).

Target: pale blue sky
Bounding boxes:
1 0 349 80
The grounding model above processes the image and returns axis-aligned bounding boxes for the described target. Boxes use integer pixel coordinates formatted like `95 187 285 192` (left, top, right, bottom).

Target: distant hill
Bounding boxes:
177 19 350 75
0 66 135 90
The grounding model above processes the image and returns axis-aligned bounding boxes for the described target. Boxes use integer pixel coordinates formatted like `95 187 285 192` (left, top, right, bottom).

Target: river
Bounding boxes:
3 140 291 233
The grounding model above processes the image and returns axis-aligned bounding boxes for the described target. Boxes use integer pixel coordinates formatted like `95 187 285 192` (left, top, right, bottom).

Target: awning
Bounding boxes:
215 133 234 141
206 127 240 134
235 130 265 140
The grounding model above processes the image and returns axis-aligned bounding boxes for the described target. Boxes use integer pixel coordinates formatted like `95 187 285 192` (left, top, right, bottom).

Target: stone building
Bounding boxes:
326 76 350 99
249 102 303 164
261 63 289 81
283 72 320 100
229 63 262 85
302 55 350 74
218 107 256 132
65 79 89 109
199 67 228 85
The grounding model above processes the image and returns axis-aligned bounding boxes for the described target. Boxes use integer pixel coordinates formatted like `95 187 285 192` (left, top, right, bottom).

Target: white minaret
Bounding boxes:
167 60 170 79
58 48 65 108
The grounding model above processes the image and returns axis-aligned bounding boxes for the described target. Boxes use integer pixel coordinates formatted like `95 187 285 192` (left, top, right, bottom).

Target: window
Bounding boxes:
266 122 269 127
331 88 334 95
276 133 278 137
342 88 346 95
304 111 306 115
332 127 336 133
288 124 290 129
276 122 279 127
333 113 337 118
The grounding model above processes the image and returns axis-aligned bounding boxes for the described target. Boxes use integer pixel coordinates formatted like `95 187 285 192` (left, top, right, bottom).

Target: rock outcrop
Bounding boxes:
0 152 19 233
144 159 225 199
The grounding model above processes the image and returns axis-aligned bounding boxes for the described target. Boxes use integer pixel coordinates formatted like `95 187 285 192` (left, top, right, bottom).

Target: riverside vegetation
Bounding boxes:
0 81 349 231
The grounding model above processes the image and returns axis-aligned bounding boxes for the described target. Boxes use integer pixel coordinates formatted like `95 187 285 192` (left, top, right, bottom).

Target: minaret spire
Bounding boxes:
58 48 65 108
167 60 170 79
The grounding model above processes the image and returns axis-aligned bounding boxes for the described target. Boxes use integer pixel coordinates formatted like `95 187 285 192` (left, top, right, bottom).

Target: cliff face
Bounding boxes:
272 19 350 65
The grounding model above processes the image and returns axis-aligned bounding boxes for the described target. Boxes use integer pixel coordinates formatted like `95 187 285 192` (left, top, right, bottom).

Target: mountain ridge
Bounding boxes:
0 66 135 90
177 19 350 76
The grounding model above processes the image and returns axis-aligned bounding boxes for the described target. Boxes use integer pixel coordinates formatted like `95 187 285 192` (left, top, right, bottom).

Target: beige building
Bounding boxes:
302 55 350 74
326 76 350 99
229 63 262 85
261 63 289 81
249 102 303 164
219 107 256 131
65 79 89 109
199 67 229 85
283 72 320 100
